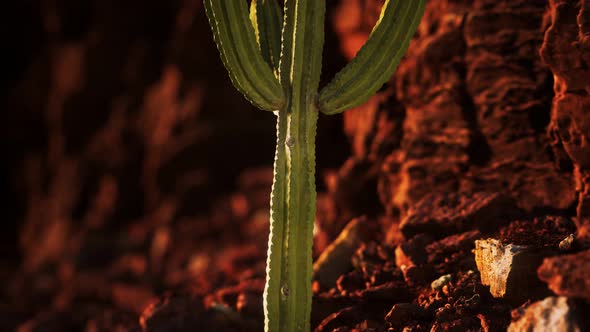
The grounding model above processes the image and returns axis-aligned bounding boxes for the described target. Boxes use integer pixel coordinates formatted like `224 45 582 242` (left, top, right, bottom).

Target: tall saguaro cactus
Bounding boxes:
203 1 425 331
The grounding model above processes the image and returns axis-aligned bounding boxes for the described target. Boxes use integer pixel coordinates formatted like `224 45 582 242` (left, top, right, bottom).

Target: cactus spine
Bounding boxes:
204 1 425 331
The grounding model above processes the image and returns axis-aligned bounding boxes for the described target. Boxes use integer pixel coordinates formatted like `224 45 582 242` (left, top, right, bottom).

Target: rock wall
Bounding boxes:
322 0 589 241
542 0 590 239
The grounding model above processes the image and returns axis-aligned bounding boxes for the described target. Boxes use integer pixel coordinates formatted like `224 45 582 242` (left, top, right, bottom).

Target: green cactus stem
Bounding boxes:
203 1 425 331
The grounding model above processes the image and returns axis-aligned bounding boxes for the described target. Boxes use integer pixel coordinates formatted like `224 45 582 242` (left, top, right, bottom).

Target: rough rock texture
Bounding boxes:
400 192 520 239
322 0 579 237
313 217 373 289
310 0 590 330
498 215 577 248
538 250 590 302
541 0 590 240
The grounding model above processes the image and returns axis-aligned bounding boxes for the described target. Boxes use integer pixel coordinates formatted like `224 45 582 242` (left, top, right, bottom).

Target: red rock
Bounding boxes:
461 161 577 213
140 295 204 332
353 281 412 302
235 292 262 318
336 270 366 296
316 158 382 240
430 316 482 332
141 293 261 332
395 234 435 286
311 292 361 330
395 234 433 269
111 284 155 314
477 304 512 332
541 0 590 240
315 306 364 332
426 230 481 275
401 265 435 287
400 192 520 239
205 279 265 314
537 250 590 301
576 170 590 240
384 303 425 327
498 216 577 249
313 217 371 289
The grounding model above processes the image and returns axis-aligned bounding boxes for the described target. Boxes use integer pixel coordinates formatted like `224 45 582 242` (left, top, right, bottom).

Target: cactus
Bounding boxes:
203 1 425 331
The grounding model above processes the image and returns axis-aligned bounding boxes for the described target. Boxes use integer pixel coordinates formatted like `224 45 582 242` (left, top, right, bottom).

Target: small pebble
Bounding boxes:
431 274 452 291
558 234 575 251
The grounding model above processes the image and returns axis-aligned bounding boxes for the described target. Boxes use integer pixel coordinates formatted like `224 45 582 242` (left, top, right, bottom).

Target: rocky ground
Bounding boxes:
2 0 590 331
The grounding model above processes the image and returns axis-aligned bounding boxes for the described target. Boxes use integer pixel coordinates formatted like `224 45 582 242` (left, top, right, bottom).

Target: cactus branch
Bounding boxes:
319 0 425 114
203 0 285 111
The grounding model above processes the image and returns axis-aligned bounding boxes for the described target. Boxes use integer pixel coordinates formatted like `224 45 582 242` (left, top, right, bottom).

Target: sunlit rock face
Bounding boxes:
541 0 590 240
324 0 580 230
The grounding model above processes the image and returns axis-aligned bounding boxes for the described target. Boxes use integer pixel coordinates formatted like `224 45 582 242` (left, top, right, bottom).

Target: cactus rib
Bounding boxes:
263 108 288 332
250 0 283 73
203 0 285 111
